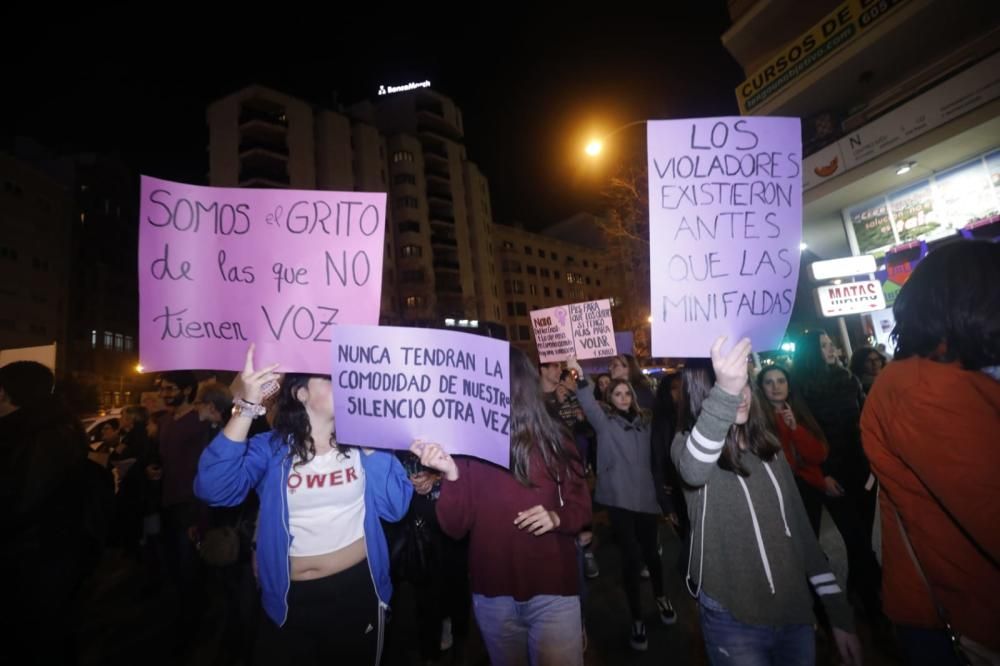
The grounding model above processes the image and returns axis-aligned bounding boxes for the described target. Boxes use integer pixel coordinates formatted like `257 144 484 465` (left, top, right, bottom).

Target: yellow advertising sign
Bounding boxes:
735 0 908 114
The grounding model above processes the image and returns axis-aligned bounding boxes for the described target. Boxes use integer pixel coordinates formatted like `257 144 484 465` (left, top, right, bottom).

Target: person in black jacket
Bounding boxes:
795 330 884 626
0 361 112 665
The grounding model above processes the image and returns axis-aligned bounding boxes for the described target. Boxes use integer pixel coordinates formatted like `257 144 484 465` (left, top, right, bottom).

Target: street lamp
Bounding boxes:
583 120 647 158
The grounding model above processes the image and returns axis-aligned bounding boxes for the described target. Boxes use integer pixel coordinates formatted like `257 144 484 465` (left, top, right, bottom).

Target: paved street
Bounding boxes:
76 507 897 665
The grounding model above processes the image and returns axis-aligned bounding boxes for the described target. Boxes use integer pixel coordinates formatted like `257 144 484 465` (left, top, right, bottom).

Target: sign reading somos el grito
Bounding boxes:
138 176 386 373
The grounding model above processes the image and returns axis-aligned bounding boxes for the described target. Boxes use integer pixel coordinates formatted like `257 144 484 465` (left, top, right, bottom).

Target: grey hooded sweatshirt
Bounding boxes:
576 380 661 515
671 385 854 631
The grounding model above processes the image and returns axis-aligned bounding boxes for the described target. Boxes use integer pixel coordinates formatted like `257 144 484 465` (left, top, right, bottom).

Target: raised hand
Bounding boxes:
780 404 797 430
234 343 280 404
710 336 752 397
409 440 459 482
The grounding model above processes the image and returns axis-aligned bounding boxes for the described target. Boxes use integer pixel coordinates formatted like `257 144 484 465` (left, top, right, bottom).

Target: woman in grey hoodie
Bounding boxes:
672 337 863 666
567 357 676 653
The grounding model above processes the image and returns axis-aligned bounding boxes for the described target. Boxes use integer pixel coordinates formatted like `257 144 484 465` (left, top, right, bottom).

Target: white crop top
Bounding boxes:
287 448 366 557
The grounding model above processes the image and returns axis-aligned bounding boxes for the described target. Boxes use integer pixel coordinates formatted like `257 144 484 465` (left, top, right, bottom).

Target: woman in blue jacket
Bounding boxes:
195 345 412 665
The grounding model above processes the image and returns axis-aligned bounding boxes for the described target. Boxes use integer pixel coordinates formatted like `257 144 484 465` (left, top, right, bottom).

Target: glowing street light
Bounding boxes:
583 120 647 158
135 364 144 373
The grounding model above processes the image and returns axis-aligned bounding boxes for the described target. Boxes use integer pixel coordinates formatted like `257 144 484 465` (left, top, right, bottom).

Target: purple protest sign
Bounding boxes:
331 326 511 468
580 331 634 374
647 117 802 357
138 176 385 373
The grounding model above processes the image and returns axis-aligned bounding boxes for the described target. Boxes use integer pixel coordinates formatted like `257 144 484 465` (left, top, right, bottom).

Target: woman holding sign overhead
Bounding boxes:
194 345 412 666
412 346 591 666
567 355 677 652
673 337 862 666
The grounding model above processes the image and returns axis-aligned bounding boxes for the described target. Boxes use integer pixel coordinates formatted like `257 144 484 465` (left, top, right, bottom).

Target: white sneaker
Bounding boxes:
657 596 678 625
584 551 600 579
440 617 453 651
639 565 650 579
630 620 648 651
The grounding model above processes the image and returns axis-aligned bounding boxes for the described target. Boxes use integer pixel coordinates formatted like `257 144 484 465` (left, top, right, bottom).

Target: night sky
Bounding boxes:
4 6 744 228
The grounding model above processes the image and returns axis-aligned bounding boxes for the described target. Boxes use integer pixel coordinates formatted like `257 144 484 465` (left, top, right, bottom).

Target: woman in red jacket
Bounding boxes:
412 346 591 666
757 365 828 535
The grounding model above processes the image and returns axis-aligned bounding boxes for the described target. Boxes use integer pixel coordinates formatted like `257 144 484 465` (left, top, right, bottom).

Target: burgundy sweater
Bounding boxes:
436 447 591 600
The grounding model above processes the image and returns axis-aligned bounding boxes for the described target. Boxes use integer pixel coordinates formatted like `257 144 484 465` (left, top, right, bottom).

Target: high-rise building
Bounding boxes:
207 84 503 327
0 150 72 369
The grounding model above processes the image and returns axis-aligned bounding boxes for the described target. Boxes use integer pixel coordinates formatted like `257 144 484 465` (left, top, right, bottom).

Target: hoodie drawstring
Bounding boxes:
737 476 776 595
685 483 708 598
763 462 791 537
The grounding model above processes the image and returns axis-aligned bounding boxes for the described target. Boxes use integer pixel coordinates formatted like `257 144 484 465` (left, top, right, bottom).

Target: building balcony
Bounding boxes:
427 187 453 203
239 177 289 189
422 139 449 161
417 115 463 142
431 235 458 248
433 259 461 272
430 217 456 229
239 107 289 129
426 165 451 181
435 283 464 295
239 165 290 187
239 139 289 158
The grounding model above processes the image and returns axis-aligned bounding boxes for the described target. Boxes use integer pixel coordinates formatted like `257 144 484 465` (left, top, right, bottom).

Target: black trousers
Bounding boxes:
607 507 664 621
824 482 882 619
256 559 383 666
795 477 825 537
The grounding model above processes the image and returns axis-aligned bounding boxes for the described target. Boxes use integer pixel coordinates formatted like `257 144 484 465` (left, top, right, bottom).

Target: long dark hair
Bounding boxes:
679 360 781 476
756 365 828 447
622 354 651 392
795 329 834 379
509 346 580 486
273 373 347 467
892 240 1000 370
593 372 612 402
605 378 649 425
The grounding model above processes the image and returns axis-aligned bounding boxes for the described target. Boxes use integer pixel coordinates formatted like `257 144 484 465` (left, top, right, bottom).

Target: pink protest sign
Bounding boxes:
331 326 511 468
531 299 617 362
647 117 802 357
138 176 385 373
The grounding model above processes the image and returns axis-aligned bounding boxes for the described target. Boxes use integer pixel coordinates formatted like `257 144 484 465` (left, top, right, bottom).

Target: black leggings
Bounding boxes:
256 559 383 666
607 507 664 621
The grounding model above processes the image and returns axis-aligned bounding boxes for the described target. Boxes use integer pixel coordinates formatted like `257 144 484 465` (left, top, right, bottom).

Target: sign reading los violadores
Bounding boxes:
647 117 803 357
138 176 386 373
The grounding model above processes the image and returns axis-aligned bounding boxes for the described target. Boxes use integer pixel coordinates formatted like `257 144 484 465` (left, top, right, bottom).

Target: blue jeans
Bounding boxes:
699 592 814 666
472 594 583 666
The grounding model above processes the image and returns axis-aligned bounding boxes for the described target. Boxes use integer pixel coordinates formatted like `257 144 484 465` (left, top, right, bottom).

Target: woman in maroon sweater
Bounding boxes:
412 346 591 666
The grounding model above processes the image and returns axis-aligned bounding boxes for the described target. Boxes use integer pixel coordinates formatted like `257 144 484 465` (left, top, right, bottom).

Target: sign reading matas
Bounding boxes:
331 326 511 468
647 117 802 357
139 176 386 373
530 299 617 362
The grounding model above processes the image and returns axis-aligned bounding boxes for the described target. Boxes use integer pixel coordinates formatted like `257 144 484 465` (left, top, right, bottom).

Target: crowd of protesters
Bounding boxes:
2 239 997 666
